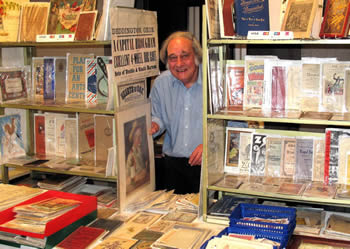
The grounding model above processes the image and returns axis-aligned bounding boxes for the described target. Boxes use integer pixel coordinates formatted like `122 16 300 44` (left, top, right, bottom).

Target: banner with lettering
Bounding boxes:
110 7 159 84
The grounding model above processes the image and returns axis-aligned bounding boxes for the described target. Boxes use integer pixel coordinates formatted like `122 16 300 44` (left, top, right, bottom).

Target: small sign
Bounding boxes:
247 31 294 40
36 34 75 42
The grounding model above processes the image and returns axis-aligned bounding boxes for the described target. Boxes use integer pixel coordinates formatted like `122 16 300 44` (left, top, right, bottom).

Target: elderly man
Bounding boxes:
149 31 203 194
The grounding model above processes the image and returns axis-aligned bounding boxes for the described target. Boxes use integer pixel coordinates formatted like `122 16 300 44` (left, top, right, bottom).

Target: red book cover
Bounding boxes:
271 66 286 111
35 114 45 156
56 226 105 249
319 0 350 38
222 0 235 36
324 129 331 184
226 64 244 111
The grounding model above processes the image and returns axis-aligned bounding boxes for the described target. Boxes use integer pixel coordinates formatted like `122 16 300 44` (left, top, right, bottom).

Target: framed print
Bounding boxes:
0 67 28 103
116 99 155 212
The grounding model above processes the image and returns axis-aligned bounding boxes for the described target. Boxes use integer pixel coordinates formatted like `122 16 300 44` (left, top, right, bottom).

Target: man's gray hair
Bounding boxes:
159 31 202 66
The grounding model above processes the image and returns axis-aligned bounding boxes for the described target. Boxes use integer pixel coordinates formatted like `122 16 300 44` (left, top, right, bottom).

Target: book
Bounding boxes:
302 182 336 199
286 61 302 111
55 117 66 157
319 0 350 38
19 2 50 42
238 131 253 175
265 136 283 177
47 0 83 34
234 0 269 36
250 133 267 176
0 67 28 103
74 11 97 41
43 57 55 101
78 113 95 161
271 63 287 112
34 113 46 156
55 226 106 249
32 57 45 102
88 218 123 239
208 195 256 217
55 57 67 103
277 182 305 195
338 136 350 184
65 118 79 159
225 60 244 112
0 114 26 163
66 53 94 103
281 0 319 39
295 138 314 182
0 1 28 42
218 0 235 38
94 115 114 164
224 128 240 174
205 0 220 39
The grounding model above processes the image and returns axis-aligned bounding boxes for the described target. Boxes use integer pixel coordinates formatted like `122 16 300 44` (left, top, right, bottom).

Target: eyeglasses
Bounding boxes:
167 52 192 63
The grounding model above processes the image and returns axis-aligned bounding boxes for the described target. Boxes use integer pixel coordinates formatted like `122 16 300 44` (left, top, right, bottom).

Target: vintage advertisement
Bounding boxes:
43 58 55 101
224 128 240 174
265 137 283 177
0 68 27 103
271 66 286 111
85 58 97 104
226 60 244 111
205 0 220 39
32 57 44 102
301 63 321 112
281 138 296 178
65 118 78 159
74 10 97 41
295 138 314 182
312 137 325 182
322 62 350 112
78 113 95 161
117 79 147 107
244 60 265 110
286 62 302 110
110 7 159 84
238 131 254 175
250 133 267 176
116 100 155 212
96 56 112 104
19 3 50 42
66 53 94 103
0 1 27 42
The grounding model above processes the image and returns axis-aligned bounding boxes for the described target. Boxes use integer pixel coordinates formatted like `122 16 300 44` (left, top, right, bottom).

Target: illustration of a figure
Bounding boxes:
2 117 25 161
125 119 149 192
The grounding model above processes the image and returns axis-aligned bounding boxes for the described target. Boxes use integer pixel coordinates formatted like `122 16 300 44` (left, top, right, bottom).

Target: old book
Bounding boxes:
250 133 267 176
280 138 296 178
281 0 318 39
94 115 114 164
0 114 26 163
301 111 332 120
225 60 244 112
45 113 57 156
85 58 97 105
55 57 67 103
300 60 323 112
320 0 350 38
78 113 95 161
218 0 235 38
295 138 314 182
56 226 106 249
277 182 305 195
74 11 97 41
324 128 350 184
234 0 269 36
93 237 137 249
96 56 112 104
55 117 66 157
88 218 123 239
19 2 50 42
66 53 94 103
208 195 256 217
286 60 302 111
243 56 277 111
238 131 254 175
43 57 55 101
205 0 220 39
338 136 350 184
0 67 28 103
271 63 287 112
312 137 325 182
34 113 45 156
213 174 246 189
65 117 79 159
208 46 224 113
269 0 282 31
302 182 336 199
0 1 29 42
32 57 45 102
224 128 240 174
47 0 83 34
321 62 350 112
265 136 283 177
132 229 163 241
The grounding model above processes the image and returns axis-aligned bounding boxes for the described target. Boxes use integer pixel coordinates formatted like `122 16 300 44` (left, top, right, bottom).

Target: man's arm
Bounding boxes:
189 144 203 166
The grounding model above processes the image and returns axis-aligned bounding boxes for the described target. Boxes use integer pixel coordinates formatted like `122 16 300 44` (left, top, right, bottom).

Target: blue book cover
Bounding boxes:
43 58 55 100
234 0 270 36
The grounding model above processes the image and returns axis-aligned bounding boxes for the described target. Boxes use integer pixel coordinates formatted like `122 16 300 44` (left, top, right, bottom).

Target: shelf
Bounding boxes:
0 40 111 47
207 185 350 208
208 112 350 126
2 164 117 184
208 38 350 45
0 100 114 114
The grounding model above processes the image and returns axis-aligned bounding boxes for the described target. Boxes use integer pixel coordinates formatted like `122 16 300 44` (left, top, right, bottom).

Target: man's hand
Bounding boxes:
148 121 160 135
189 144 203 166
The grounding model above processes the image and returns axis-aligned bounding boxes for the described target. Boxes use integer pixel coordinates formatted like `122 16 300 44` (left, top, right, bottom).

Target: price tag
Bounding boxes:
36 34 75 42
247 31 294 40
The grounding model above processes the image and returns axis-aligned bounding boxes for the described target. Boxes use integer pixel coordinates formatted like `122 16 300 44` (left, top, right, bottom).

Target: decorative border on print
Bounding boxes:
0 69 27 101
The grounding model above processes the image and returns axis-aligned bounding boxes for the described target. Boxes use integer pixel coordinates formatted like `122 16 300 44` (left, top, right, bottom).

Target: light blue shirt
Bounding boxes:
150 65 203 158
